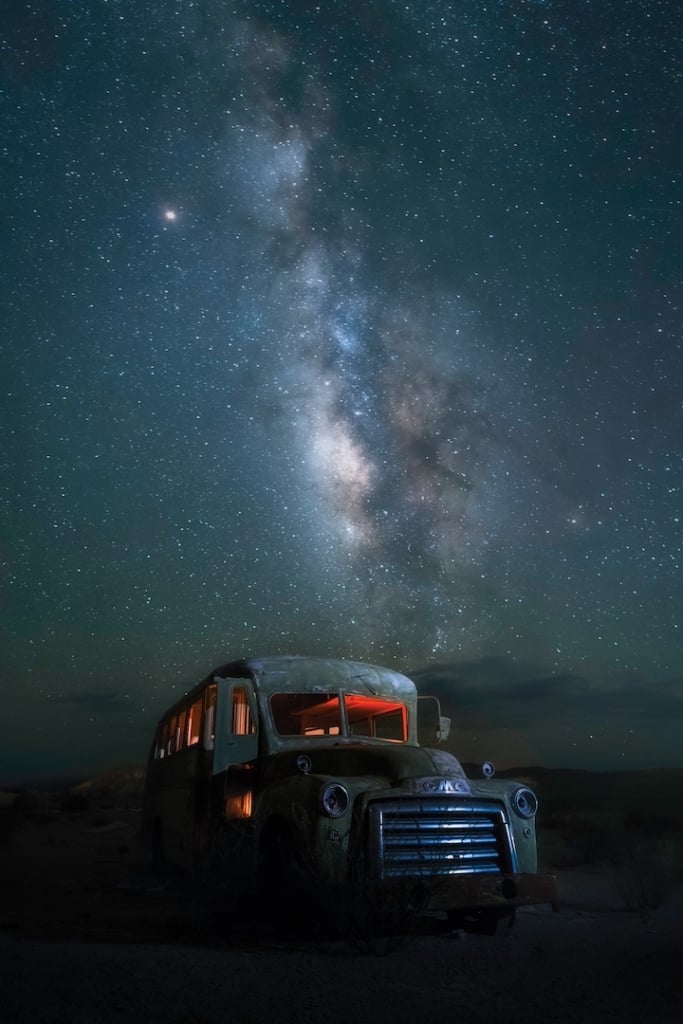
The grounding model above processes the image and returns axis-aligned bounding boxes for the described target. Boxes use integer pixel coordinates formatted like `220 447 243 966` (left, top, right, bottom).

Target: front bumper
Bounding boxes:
424 871 558 911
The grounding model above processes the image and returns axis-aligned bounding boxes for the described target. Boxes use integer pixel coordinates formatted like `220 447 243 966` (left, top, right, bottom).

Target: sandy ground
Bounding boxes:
1 807 682 1024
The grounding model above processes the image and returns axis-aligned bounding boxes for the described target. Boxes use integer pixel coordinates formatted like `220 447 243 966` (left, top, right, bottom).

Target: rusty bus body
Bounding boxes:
142 656 555 931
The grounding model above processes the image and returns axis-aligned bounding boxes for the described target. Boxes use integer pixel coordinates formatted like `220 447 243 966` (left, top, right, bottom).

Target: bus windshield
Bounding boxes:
269 692 407 742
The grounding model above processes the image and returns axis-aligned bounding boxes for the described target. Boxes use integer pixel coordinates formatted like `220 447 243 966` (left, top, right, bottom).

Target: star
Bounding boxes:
2 0 681 778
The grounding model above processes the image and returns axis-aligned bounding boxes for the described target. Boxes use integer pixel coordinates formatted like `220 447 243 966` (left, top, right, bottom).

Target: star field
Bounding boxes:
1 1 681 778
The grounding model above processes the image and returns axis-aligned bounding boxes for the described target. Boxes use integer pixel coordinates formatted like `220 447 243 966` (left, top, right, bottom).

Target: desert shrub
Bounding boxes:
614 834 679 920
622 811 683 840
60 789 90 813
193 814 436 953
289 827 438 953
543 812 631 867
317 876 435 954
11 788 59 821
192 818 260 933
536 826 577 869
13 789 42 817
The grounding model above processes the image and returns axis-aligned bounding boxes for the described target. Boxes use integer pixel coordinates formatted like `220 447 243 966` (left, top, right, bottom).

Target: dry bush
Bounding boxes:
614 835 680 920
313 876 435 954
539 811 681 922
60 789 91 813
541 811 633 868
192 818 261 934
298 828 440 953
192 814 437 953
12 789 60 822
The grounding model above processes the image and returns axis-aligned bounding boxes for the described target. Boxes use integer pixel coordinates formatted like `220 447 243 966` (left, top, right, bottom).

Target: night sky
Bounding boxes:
2 0 681 782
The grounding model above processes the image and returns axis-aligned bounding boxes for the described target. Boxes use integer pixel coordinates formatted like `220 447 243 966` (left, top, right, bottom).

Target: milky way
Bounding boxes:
1 1 681 776
200 10 527 657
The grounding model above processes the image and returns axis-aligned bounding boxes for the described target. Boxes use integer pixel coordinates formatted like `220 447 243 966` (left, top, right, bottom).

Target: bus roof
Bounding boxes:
156 656 418 724
212 655 417 701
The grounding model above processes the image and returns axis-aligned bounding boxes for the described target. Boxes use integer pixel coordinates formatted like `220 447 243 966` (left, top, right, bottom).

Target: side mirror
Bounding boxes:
418 696 449 746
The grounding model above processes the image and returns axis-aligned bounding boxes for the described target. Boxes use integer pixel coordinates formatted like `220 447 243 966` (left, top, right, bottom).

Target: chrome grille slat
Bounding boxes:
369 797 512 879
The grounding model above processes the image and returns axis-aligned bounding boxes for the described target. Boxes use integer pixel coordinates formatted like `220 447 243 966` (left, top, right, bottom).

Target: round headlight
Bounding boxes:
319 783 350 818
511 786 538 819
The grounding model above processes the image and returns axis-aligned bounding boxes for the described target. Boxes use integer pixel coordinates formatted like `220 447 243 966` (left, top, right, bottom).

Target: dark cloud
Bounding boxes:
411 658 683 733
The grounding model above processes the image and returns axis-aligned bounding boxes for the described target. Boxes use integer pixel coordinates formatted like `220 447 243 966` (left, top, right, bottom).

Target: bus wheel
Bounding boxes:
258 823 306 923
447 908 516 936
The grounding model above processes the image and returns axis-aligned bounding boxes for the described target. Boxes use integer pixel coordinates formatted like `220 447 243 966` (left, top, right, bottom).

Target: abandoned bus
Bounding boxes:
142 656 555 932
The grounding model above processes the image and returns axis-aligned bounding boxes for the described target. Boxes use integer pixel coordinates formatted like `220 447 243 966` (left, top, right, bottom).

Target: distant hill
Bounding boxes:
7 761 683 827
493 765 683 823
66 765 145 807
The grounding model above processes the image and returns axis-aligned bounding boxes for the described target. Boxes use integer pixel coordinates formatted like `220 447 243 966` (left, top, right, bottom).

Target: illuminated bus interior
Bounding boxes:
270 692 407 741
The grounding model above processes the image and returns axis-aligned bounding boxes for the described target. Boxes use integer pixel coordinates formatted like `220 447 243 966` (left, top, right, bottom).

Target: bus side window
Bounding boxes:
176 710 187 752
187 697 202 746
204 685 217 750
167 716 178 756
231 687 255 736
154 724 166 759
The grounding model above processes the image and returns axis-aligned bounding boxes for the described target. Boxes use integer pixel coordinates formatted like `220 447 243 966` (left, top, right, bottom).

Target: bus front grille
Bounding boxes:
367 798 514 880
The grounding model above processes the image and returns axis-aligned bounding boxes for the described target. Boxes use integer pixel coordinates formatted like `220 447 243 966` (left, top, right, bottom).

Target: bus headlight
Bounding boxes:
319 783 350 818
511 786 538 819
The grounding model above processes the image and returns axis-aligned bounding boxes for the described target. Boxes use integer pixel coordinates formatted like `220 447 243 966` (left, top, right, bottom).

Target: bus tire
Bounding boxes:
447 907 516 936
258 821 306 922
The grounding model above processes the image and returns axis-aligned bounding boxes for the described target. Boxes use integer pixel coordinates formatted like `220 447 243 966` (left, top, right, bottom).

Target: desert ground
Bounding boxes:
1 769 682 1024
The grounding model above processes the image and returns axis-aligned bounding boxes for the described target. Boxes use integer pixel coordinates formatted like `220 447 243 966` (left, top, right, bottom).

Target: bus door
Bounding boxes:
213 678 259 819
